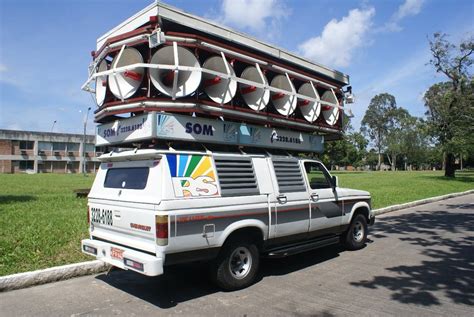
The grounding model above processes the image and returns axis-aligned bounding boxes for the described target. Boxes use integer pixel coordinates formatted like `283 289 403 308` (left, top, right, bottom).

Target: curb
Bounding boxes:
0 260 110 292
372 189 474 215
1 189 473 292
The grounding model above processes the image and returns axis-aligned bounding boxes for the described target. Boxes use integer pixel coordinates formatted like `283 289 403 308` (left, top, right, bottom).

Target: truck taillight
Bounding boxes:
155 215 168 246
87 206 90 224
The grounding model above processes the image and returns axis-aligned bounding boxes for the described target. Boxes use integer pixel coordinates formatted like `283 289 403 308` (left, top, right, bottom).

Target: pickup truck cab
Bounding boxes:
82 148 373 290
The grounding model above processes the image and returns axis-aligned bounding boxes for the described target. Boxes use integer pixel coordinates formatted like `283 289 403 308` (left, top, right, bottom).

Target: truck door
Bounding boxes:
303 161 342 236
271 158 310 239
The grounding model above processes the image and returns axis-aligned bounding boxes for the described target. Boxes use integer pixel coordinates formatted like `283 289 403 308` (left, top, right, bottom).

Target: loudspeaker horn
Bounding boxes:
239 66 269 111
150 46 201 98
321 89 340 126
95 59 108 106
108 47 145 100
202 56 237 104
270 75 297 116
297 82 320 123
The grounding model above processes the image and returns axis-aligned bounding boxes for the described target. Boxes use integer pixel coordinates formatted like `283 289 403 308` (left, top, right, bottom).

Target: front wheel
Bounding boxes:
342 214 368 250
212 240 259 291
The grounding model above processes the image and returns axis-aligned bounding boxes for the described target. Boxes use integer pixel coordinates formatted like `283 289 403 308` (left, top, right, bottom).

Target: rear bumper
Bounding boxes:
81 239 163 276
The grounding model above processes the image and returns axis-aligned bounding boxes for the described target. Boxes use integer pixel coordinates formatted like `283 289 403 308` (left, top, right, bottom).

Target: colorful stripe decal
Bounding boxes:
167 154 177 177
167 154 215 179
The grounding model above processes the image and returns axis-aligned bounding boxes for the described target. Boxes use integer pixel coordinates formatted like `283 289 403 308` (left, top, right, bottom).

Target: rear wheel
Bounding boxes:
212 239 259 290
342 214 368 250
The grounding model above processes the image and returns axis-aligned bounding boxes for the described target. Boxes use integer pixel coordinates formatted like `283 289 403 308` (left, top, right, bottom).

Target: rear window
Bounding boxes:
104 167 149 189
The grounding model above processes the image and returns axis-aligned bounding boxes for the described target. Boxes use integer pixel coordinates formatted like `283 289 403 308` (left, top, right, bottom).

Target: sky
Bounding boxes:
0 0 473 134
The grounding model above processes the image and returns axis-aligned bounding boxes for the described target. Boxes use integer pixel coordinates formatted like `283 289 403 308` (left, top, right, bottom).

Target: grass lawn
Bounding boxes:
333 170 474 209
0 170 473 276
0 174 93 276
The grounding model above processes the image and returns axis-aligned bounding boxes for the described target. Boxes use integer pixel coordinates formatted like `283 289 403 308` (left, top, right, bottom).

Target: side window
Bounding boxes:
304 162 332 189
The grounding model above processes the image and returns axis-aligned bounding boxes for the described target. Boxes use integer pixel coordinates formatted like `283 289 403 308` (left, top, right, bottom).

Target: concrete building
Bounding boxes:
0 129 102 174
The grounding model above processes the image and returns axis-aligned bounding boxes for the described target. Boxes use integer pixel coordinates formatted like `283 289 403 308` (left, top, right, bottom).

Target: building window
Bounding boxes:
38 142 52 152
85 143 96 152
67 143 80 152
19 160 34 170
19 141 34 150
52 142 66 151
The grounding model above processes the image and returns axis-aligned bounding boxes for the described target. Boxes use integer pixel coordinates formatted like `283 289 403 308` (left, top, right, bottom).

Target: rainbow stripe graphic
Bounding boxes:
166 154 216 180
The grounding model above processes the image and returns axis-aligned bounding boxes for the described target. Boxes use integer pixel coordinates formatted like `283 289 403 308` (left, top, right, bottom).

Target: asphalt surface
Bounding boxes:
1 194 473 316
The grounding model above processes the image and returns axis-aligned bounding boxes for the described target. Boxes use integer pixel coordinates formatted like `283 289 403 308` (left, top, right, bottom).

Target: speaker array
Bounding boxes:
95 45 341 126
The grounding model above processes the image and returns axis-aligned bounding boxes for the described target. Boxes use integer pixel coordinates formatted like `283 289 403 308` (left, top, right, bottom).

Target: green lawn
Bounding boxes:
333 170 474 209
0 174 93 276
0 171 473 276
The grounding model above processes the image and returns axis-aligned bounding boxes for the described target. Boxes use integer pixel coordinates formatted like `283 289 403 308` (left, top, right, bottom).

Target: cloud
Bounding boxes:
350 48 433 129
0 64 7 72
298 7 375 68
385 0 425 32
213 0 290 39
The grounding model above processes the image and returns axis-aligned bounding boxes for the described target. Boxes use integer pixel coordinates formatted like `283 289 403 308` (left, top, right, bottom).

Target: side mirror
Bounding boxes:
331 175 339 188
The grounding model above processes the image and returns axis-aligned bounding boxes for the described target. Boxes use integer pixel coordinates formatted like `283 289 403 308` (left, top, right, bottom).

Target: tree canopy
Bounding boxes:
361 93 397 170
426 33 474 177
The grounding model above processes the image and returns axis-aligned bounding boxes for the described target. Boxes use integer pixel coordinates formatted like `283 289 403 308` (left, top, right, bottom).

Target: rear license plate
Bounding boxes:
110 247 124 260
91 208 113 226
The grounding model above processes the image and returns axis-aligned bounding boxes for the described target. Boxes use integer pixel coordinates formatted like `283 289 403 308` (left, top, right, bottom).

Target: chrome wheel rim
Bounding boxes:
353 221 364 242
229 247 252 279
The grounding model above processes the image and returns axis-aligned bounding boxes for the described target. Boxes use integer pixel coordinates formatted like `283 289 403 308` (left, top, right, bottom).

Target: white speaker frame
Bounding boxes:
83 37 342 121
202 54 237 104
239 65 270 111
108 46 145 101
270 74 297 116
298 82 321 123
321 89 340 126
95 59 108 107
150 45 202 99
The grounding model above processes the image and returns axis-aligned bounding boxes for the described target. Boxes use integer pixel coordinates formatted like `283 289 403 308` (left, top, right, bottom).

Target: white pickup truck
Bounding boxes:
82 148 373 290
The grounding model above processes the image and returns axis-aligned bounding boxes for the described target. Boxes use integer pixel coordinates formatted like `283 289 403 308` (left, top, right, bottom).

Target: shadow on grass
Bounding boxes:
0 195 36 204
351 205 474 306
96 245 343 309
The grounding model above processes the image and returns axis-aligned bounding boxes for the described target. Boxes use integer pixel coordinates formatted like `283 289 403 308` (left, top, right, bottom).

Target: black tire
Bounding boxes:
342 214 368 250
212 239 260 291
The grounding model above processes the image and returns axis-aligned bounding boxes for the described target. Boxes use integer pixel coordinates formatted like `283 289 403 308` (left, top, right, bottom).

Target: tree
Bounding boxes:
347 132 368 168
322 117 367 170
426 32 474 177
361 93 397 170
384 107 416 171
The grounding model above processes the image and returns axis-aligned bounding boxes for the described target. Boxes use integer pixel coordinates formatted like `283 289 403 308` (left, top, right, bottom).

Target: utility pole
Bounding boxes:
82 107 91 176
50 120 57 132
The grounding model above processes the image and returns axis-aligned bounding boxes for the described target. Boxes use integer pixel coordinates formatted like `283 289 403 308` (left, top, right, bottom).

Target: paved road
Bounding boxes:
1 194 473 316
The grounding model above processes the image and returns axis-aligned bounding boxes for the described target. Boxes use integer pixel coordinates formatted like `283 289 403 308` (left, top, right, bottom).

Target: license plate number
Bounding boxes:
90 207 113 226
110 247 124 260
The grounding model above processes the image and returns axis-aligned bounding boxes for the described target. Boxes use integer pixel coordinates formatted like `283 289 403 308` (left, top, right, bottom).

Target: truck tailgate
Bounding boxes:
89 198 156 253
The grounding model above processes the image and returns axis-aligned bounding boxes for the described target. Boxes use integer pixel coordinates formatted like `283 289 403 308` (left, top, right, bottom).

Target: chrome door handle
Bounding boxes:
310 193 319 202
277 194 287 204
